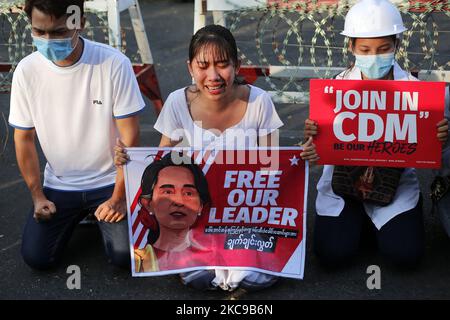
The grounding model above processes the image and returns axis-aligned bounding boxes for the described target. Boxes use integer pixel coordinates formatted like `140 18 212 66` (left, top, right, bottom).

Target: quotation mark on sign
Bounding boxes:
324 86 334 94
419 111 429 119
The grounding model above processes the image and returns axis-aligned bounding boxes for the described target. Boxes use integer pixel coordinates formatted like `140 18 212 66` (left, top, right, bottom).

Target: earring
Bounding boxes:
197 213 201 216
149 212 154 215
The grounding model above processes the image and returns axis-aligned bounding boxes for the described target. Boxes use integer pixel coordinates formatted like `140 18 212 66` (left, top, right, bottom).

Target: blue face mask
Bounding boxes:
354 52 395 79
32 32 78 62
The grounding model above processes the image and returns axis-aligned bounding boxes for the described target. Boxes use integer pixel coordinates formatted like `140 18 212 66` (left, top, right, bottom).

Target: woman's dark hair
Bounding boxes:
349 35 397 51
25 0 85 20
140 152 211 245
189 24 238 67
188 24 246 88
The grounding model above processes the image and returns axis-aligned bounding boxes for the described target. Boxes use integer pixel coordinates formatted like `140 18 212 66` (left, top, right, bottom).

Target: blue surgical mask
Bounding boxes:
32 31 78 62
354 52 395 79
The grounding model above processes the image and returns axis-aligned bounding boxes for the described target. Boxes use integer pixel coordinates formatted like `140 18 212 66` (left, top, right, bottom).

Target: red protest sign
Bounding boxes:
125 147 308 279
310 79 446 168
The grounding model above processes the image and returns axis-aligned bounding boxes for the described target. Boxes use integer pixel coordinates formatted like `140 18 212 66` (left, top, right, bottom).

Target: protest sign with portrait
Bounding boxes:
124 147 308 279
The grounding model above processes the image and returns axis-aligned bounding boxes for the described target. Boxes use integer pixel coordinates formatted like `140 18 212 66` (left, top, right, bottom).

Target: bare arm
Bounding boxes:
302 118 321 166
14 128 56 220
95 115 140 223
437 118 449 144
158 134 181 147
113 133 179 167
112 115 140 201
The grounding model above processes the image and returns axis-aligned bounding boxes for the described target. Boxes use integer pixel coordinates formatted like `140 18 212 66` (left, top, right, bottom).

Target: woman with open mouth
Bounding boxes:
115 24 315 292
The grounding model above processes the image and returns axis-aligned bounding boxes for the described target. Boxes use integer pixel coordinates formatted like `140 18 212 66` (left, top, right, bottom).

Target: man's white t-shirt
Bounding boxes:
9 38 145 191
154 85 283 149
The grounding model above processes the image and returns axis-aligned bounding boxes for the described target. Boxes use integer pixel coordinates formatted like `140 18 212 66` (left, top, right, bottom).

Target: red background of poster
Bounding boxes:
191 149 306 273
310 79 445 168
127 148 307 276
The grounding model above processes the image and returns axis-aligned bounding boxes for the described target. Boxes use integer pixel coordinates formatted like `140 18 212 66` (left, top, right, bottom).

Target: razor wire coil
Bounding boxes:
1 0 449 101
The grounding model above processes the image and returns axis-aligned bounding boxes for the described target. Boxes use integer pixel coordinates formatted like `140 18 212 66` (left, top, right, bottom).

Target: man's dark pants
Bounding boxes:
21 185 130 270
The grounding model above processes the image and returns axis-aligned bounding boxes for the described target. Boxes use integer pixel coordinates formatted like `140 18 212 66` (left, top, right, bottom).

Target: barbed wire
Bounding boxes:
224 0 449 101
0 0 449 98
0 0 143 92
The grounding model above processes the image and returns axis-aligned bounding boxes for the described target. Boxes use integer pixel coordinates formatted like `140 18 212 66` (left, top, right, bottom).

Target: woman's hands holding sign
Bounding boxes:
299 117 448 167
114 139 130 167
437 118 449 143
300 119 320 164
304 118 318 139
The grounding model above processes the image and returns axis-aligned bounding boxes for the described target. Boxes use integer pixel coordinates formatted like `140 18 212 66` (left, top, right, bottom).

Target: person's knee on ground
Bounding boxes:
20 207 68 271
180 270 216 290
239 273 278 292
438 193 450 238
21 242 59 270
379 242 424 269
180 270 278 292
98 220 131 269
314 239 360 268
377 225 424 269
103 234 131 269
105 246 131 269
377 202 425 270
313 197 366 268
314 217 361 268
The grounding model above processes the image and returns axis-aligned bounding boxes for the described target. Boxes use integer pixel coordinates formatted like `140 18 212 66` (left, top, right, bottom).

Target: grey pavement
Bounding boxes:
0 0 449 300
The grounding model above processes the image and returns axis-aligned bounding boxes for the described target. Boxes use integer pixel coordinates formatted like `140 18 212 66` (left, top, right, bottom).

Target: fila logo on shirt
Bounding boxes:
93 100 103 105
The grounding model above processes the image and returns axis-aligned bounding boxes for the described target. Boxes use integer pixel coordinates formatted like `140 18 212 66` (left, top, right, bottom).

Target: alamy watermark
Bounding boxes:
66 265 81 290
366 265 381 290
167 124 284 170
66 5 82 30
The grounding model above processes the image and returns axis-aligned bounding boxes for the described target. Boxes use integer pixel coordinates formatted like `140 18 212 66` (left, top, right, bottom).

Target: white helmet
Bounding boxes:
341 0 407 38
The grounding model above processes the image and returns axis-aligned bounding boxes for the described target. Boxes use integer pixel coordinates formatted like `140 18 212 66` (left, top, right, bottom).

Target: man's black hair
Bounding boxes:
25 0 85 20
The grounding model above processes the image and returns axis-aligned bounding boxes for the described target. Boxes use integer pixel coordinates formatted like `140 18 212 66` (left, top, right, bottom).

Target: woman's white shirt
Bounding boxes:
154 85 283 149
153 84 283 290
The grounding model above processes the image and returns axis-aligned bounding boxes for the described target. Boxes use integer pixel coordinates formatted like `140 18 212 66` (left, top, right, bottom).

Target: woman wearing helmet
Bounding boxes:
302 0 449 269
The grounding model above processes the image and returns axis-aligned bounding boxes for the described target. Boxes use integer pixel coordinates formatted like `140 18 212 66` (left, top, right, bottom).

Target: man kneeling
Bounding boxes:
9 0 144 270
